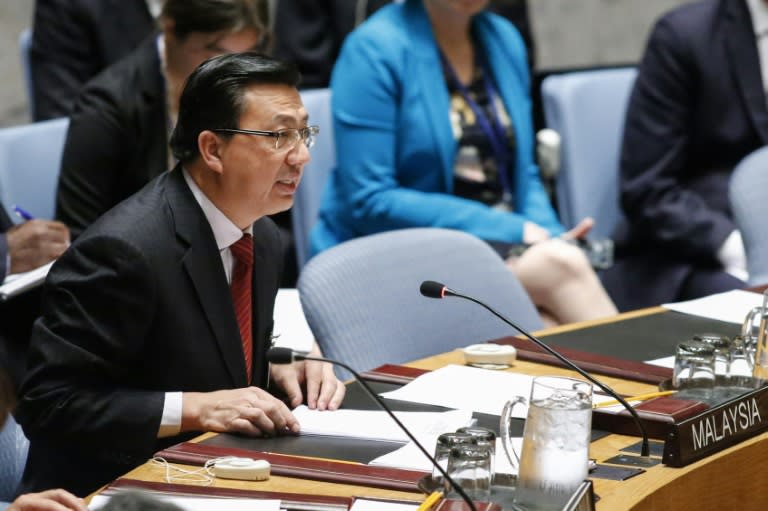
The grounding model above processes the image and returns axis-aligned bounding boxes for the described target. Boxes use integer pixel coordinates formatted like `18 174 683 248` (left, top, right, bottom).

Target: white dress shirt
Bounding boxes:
747 0 768 95
157 169 254 438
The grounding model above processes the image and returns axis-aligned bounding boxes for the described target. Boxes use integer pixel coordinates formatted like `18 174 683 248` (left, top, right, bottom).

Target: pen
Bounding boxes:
416 491 444 511
592 390 677 409
13 205 34 221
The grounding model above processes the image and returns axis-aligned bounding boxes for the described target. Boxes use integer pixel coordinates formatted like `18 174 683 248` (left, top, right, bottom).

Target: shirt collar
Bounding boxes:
747 0 768 37
182 168 253 250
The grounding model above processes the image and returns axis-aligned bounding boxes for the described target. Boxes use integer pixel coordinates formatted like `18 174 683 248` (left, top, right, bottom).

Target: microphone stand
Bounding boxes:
268 348 479 511
435 286 651 459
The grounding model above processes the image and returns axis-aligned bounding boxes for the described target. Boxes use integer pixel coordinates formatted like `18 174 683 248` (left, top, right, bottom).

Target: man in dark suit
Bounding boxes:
16 53 344 496
602 0 764 310
31 0 156 121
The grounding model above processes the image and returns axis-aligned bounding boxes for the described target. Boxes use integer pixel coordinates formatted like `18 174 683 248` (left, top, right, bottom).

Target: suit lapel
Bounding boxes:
166 168 246 387
726 0 768 143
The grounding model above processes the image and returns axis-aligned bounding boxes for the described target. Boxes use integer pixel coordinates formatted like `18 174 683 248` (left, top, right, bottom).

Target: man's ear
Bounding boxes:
198 130 225 175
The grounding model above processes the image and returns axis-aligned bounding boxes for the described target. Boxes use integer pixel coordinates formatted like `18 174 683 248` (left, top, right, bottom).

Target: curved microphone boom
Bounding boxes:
419 280 651 459
266 347 478 511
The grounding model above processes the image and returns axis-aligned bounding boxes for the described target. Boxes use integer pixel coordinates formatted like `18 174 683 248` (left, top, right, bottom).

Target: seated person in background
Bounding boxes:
273 0 534 90
30 0 158 121
310 0 616 325
0 205 69 391
1 370 86 511
55 0 269 240
16 53 344 497
601 0 762 310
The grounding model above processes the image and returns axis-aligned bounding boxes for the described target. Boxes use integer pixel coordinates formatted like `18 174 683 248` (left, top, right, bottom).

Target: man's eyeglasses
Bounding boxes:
213 126 319 151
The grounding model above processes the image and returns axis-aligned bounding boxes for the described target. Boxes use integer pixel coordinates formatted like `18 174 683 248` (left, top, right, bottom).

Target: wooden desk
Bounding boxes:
110 308 767 510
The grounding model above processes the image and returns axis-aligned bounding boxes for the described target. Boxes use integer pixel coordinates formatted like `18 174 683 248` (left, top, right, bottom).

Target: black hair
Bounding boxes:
161 0 271 50
169 53 301 163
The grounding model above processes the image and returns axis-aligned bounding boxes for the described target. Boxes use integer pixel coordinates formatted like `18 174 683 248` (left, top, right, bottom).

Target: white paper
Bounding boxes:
292 405 473 442
379 365 535 417
0 261 53 300
350 498 419 511
89 494 281 511
644 356 675 368
271 288 314 352
662 289 764 324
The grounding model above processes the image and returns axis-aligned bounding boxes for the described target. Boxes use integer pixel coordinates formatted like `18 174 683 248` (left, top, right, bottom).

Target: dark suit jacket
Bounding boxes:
31 0 155 121
603 0 766 310
56 35 168 239
16 168 284 496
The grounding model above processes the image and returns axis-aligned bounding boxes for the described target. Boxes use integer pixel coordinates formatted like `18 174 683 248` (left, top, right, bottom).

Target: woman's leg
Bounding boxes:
507 239 617 325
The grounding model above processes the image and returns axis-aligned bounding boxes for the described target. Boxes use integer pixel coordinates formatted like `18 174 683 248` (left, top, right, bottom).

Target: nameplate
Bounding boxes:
663 385 768 467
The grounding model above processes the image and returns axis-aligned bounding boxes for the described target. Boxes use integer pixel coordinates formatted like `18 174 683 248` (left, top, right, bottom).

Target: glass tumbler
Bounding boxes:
432 432 477 485
445 444 492 502
456 426 496 476
673 340 716 398
693 333 731 385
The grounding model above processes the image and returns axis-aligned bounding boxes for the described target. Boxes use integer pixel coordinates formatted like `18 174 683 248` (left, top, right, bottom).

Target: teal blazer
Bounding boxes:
310 0 562 255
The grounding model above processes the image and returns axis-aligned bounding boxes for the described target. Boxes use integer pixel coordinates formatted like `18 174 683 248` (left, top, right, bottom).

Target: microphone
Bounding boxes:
266 347 478 511
419 280 651 459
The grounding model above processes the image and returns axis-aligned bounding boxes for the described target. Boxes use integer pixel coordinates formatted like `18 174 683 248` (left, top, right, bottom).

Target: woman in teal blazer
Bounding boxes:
310 0 616 324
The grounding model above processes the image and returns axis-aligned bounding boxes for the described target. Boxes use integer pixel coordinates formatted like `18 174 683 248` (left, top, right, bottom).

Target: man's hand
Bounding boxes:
6 220 70 273
181 387 300 436
270 343 345 411
522 222 550 245
8 489 88 511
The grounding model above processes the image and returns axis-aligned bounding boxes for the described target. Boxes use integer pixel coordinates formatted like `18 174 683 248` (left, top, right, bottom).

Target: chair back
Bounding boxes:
0 118 70 220
730 146 768 285
542 68 637 239
0 416 28 502
18 29 33 119
298 228 542 376
293 88 335 269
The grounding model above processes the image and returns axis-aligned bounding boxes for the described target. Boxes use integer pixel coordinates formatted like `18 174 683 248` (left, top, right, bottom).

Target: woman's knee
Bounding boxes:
529 240 592 280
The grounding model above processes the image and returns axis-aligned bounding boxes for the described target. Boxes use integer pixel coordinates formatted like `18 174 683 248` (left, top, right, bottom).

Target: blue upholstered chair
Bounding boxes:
0 118 70 221
293 88 335 269
0 416 28 502
729 147 768 286
298 228 542 376
541 68 637 239
18 29 34 119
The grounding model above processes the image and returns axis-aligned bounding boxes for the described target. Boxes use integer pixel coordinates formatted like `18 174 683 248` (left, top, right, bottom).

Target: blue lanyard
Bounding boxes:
439 50 514 204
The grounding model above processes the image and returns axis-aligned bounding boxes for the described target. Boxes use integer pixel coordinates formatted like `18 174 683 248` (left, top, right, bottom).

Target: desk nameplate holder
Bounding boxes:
663 384 768 467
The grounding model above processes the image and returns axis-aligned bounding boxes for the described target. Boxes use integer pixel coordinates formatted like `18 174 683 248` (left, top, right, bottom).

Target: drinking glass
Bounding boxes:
693 333 731 385
728 336 754 388
444 444 492 502
456 426 496 476
432 432 477 485
500 375 593 511
672 340 715 398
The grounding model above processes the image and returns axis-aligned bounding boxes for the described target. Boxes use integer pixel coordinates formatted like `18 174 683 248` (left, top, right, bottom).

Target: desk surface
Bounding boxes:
113 308 767 510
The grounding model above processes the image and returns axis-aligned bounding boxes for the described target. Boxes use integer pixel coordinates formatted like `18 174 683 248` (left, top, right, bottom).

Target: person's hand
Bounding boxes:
269 343 345 411
522 222 550 245
561 217 594 241
181 387 300 436
8 489 88 511
6 220 70 274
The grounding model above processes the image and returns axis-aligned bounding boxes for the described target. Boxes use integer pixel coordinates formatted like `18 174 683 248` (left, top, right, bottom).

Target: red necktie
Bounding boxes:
230 234 253 383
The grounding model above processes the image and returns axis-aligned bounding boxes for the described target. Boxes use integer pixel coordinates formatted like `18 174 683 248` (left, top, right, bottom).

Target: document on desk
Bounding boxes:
351 498 419 511
90 494 281 511
662 289 764 324
0 261 54 300
378 365 616 417
292 405 473 442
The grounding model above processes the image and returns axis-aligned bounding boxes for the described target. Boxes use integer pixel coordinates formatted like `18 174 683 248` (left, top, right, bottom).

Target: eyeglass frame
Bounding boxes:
212 125 319 151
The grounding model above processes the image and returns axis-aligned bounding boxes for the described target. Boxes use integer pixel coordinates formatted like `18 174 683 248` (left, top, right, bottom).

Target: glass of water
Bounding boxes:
432 432 477 485
445 444 492 502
